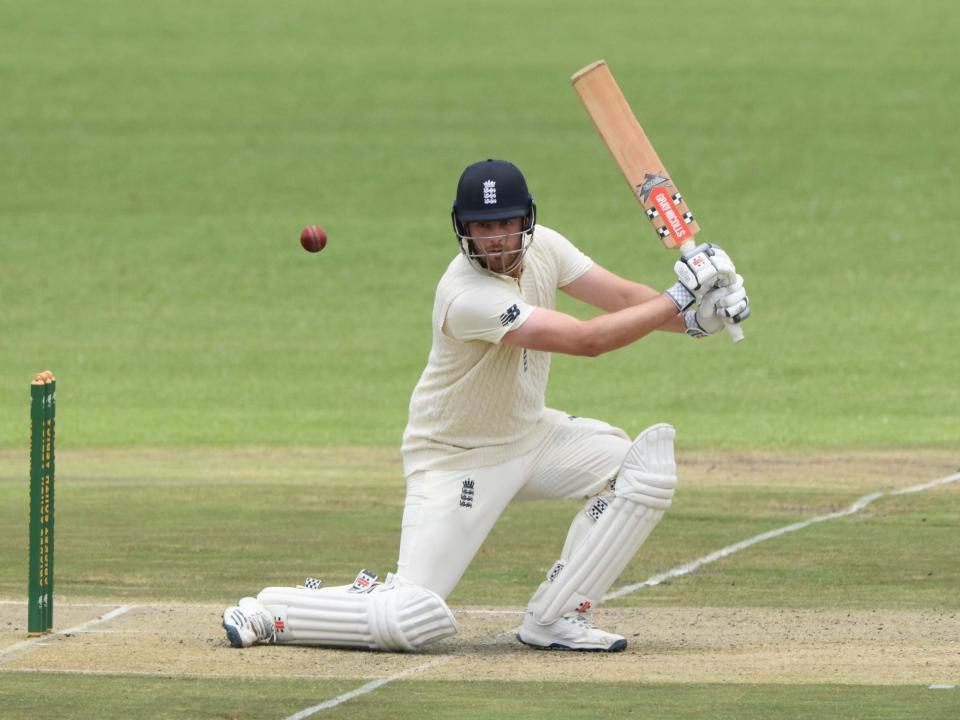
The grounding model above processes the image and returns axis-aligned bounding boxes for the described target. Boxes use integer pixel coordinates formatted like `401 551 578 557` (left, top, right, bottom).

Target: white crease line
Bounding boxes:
283 627 520 720
605 492 884 599
283 656 452 720
891 472 960 495
605 472 960 601
0 601 121 607
50 629 155 635
285 469 960 718
0 667 407 680
0 605 137 664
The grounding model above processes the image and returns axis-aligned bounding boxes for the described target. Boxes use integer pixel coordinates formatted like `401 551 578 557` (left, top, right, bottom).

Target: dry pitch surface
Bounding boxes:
1 603 957 688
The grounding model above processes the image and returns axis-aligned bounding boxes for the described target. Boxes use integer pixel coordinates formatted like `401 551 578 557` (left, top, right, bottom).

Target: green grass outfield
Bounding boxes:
1 0 958 718
2 0 958 449
2 676 958 720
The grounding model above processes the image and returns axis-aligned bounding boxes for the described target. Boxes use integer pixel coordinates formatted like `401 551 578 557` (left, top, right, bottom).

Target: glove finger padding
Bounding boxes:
730 305 751 323
708 247 737 286
716 292 747 318
721 273 744 293
717 288 746 307
716 278 745 301
719 300 748 318
714 274 748 319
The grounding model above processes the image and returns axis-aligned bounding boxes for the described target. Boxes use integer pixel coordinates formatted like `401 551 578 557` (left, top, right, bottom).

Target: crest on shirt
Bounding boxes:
459 478 475 508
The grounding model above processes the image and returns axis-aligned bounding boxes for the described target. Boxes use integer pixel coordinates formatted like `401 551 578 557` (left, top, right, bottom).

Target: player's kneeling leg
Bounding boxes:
254 571 458 652
520 423 677 651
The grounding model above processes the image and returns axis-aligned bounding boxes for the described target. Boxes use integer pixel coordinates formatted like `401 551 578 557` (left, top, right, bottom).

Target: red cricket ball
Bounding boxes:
300 225 327 253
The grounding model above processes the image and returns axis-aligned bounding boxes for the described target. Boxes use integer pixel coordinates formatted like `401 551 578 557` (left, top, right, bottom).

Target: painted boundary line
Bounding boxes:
284 470 960 719
0 604 137 665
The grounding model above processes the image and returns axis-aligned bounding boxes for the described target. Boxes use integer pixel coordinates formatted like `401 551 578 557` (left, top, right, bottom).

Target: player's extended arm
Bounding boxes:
561 265 685 333
499 293 679 357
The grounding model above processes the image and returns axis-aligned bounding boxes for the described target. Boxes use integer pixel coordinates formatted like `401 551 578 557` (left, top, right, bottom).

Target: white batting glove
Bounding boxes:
684 275 751 338
673 243 737 298
714 274 749 322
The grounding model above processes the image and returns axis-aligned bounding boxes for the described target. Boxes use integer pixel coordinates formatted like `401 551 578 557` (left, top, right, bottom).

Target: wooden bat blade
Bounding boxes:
571 60 744 342
571 60 700 249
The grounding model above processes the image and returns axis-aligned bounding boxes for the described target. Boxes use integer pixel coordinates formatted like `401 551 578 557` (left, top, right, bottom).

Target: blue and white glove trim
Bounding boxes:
683 309 710 338
665 282 696 311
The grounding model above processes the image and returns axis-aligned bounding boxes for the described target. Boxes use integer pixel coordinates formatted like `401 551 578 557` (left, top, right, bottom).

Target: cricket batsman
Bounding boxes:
223 159 750 652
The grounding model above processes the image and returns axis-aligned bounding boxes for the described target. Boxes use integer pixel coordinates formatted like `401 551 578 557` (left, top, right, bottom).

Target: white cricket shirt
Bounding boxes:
401 225 593 476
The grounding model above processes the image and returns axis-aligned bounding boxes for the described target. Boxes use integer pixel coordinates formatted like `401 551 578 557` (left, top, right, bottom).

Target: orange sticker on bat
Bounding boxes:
649 187 691 244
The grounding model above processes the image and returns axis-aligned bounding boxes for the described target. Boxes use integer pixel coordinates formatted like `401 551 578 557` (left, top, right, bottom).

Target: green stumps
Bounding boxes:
28 370 56 636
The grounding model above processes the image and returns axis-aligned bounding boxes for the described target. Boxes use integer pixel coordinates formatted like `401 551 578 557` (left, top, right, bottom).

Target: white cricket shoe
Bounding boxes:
517 611 627 652
222 597 276 648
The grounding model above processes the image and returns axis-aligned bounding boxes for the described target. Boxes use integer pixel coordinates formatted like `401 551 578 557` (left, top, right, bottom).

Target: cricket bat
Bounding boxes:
571 60 744 342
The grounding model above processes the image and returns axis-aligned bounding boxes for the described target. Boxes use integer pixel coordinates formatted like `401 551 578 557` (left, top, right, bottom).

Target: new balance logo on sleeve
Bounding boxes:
499 304 521 326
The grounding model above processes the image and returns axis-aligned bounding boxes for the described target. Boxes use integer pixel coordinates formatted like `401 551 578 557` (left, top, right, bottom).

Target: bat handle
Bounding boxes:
679 240 744 343
725 320 744 343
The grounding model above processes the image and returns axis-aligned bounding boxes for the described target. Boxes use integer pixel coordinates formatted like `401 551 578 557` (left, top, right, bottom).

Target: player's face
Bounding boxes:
465 218 526 276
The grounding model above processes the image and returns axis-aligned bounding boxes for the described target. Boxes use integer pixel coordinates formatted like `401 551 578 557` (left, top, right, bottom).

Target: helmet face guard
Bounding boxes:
452 211 537 276
451 159 537 276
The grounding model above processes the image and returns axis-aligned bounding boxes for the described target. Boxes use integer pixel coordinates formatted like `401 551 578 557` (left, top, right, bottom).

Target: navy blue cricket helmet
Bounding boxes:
451 159 537 274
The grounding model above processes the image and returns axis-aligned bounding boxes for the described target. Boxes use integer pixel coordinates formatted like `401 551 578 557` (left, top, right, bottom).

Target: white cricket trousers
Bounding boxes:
396 412 631 599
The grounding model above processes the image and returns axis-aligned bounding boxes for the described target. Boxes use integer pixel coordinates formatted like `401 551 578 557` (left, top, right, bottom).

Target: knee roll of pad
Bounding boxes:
368 581 458 651
614 423 677 510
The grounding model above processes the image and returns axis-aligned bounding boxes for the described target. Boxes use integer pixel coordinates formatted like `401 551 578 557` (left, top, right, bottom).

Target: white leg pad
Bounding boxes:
257 576 458 651
529 423 677 624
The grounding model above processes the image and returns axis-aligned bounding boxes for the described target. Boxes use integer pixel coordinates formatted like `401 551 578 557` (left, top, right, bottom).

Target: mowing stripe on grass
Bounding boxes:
0 604 136 665
285 470 960 718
